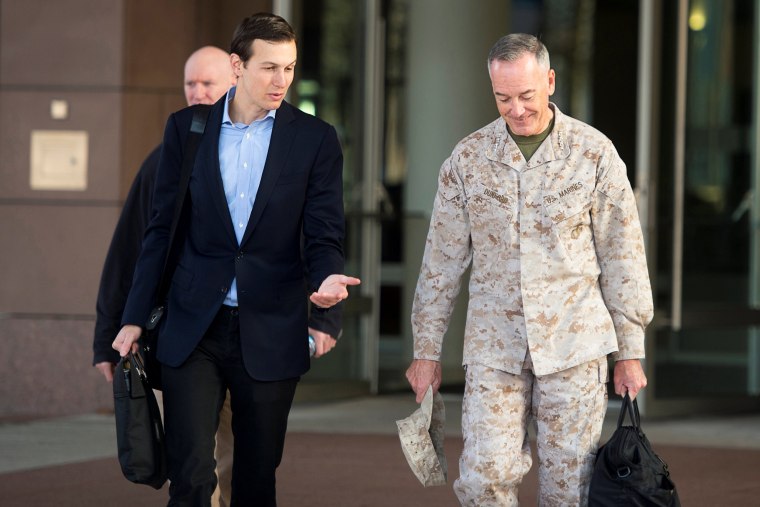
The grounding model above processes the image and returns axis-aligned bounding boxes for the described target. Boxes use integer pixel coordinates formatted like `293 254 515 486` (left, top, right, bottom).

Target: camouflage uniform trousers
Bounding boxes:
454 356 608 506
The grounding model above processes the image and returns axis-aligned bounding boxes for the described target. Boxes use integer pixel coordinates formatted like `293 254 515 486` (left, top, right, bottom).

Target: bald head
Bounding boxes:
184 46 237 106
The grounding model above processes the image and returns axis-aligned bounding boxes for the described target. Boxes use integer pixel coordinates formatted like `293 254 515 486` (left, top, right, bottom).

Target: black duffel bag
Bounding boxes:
589 393 680 506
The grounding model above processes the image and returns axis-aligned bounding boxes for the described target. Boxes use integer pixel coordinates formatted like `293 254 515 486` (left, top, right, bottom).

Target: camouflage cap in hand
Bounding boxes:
396 385 447 487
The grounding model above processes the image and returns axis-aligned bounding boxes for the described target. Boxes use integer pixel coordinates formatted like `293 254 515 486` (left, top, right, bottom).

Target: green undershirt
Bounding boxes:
509 117 555 162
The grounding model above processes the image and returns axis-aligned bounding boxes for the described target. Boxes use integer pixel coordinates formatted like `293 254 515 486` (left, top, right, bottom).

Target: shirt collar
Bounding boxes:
222 86 277 126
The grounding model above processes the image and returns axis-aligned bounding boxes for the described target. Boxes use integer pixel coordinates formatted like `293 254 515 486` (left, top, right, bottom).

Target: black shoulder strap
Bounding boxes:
154 104 212 306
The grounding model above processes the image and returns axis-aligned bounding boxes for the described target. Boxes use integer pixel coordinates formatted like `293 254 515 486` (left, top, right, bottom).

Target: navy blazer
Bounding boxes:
122 97 345 381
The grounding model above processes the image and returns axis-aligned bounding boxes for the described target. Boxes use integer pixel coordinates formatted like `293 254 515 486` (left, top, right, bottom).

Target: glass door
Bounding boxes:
650 0 760 413
286 0 415 395
287 0 381 396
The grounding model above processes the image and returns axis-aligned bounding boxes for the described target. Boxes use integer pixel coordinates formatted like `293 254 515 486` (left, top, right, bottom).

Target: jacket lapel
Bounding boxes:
240 101 297 246
199 96 238 245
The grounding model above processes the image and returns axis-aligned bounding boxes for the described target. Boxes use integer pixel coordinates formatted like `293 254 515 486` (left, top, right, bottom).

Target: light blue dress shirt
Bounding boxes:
219 86 276 306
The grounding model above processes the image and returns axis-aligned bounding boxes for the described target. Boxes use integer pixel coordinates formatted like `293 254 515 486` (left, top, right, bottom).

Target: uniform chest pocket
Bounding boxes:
545 196 595 264
467 183 515 224
545 194 589 225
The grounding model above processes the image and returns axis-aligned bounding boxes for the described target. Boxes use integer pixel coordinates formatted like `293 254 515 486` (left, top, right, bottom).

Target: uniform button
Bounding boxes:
236 251 244 260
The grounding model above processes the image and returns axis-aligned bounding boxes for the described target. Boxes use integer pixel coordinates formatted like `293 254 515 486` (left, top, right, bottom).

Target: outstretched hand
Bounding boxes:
310 274 361 309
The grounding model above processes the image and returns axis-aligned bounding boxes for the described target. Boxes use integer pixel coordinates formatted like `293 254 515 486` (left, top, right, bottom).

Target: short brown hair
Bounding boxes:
230 12 297 63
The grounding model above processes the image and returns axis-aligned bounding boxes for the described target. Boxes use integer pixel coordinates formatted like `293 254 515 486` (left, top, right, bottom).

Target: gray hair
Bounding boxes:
487 33 550 71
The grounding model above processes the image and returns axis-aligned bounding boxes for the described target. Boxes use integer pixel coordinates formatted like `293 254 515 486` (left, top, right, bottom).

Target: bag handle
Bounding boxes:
616 392 642 431
117 352 150 395
129 351 149 382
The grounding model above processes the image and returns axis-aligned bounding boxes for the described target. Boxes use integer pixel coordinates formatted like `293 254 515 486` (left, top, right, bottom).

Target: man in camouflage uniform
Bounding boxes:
405 33 653 506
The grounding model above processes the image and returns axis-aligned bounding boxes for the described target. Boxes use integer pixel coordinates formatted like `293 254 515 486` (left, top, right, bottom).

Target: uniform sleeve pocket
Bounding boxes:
440 176 462 202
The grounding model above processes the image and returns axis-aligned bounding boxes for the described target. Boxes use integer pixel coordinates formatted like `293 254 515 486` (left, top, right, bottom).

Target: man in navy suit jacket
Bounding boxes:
113 13 360 505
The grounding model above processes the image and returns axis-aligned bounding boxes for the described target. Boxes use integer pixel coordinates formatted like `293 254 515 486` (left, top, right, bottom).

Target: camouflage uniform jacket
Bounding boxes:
411 104 654 376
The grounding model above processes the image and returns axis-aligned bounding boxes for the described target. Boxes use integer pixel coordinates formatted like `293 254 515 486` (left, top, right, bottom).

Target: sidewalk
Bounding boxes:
1 394 759 506
287 393 760 448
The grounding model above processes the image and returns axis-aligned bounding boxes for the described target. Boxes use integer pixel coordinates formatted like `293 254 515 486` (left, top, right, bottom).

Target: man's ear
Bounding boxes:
547 68 556 96
230 53 243 77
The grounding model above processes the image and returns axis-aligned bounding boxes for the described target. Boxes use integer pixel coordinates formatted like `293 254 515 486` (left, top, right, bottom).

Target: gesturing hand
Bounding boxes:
310 274 361 309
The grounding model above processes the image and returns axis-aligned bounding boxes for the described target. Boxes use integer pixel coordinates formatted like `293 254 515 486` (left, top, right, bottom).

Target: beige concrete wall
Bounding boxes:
402 0 510 383
0 0 269 420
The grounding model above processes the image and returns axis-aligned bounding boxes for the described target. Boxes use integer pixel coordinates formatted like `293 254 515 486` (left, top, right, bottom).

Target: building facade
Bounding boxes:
1 0 759 418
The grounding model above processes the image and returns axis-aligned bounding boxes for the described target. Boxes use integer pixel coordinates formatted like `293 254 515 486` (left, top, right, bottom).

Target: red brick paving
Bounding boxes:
1 433 758 506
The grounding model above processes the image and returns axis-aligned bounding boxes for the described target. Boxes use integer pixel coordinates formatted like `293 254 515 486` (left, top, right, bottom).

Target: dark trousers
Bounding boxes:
162 305 299 507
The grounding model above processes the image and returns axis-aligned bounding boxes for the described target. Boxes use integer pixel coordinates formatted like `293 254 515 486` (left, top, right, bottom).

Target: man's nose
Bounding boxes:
510 101 525 117
191 86 205 101
273 70 286 87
